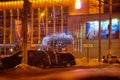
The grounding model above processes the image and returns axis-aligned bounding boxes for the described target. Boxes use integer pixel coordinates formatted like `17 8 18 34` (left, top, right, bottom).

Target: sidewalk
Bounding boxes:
75 57 120 67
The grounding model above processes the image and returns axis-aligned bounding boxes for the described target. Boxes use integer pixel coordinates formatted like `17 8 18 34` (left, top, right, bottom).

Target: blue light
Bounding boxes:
41 33 74 46
0 16 3 19
28 14 31 17
86 19 119 39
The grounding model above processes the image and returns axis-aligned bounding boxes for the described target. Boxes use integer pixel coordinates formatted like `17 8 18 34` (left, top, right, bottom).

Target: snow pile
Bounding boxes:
75 57 104 66
13 58 104 72
15 63 42 72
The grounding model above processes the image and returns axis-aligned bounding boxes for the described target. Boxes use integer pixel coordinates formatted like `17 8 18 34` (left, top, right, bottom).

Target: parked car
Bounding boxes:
103 55 120 64
28 50 51 68
45 50 58 66
1 50 76 69
1 51 22 69
28 50 76 68
56 52 76 67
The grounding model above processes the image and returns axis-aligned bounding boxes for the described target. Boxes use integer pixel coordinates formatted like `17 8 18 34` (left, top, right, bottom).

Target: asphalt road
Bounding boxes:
40 66 120 80
0 65 120 80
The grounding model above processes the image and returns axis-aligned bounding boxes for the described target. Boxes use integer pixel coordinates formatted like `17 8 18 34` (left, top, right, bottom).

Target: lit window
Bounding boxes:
75 0 81 9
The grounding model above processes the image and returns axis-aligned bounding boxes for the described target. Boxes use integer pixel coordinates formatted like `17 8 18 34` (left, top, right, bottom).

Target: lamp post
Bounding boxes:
108 0 112 54
22 0 29 64
98 0 101 62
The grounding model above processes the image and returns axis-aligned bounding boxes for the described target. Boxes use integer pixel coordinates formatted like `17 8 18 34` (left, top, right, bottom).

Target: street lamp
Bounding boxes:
98 0 112 62
108 0 112 55
22 0 29 64
98 0 102 62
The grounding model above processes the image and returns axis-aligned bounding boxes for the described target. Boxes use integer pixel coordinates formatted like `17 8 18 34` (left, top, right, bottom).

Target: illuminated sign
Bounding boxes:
83 44 93 47
15 20 31 43
86 18 119 39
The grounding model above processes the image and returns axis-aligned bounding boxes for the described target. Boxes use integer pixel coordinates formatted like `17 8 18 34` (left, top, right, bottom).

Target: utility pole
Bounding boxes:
108 0 112 54
98 0 101 62
22 0 29 64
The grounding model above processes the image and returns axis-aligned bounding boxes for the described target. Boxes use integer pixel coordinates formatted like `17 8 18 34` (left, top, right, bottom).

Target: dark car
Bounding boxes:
1 51 22 69
46 51 58 65
45 51 76 67
28 50 51 68
28 50 76 68
103 55 120 64
1 50 76 69
57 52 76 67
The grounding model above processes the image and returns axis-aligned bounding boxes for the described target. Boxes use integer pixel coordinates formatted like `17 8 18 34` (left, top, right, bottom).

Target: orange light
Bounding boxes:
75 0 81 9
41 13 44 17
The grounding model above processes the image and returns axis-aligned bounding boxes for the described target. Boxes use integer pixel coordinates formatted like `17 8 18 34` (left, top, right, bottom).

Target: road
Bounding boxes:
0 65 120 80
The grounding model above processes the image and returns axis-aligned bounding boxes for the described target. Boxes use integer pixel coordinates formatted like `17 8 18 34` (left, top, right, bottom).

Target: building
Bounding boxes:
0 0 120 59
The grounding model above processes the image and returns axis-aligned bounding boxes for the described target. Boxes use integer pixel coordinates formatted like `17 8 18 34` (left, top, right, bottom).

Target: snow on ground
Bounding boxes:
75 57 104 66
13 57 104 72
15 63 42 72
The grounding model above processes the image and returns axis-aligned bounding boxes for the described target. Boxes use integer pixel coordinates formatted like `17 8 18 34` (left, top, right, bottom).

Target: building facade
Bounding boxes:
68 13 120 58
0 0 120 59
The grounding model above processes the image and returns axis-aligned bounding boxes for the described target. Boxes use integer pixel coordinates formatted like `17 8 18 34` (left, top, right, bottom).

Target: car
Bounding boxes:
45 50 58 65
103 55 120 64
56 52 76 67
28 50 76 68
1 51 22 69
28 50 51 68
1 50 76 69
